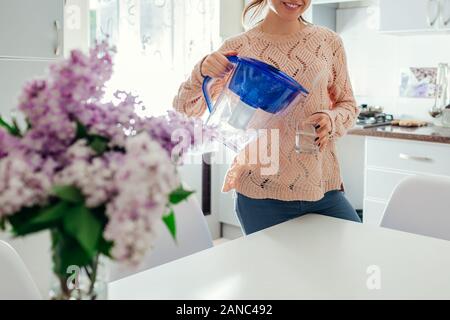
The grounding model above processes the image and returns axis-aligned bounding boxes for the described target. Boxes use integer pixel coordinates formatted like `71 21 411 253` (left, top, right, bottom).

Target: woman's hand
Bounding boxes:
200 51 238 79
305 113 333 152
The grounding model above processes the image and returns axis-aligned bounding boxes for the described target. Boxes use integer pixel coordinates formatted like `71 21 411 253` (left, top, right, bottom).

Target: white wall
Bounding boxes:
337 6 450 120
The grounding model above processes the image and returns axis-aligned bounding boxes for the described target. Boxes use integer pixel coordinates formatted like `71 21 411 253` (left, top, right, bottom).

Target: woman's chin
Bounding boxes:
279 13 302 21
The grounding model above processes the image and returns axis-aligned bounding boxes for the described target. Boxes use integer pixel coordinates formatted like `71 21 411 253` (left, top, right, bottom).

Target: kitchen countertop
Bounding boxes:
348 124 450 144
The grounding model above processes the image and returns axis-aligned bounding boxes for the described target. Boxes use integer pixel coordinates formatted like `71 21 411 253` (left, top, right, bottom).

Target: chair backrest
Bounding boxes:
380 175 450 241
108 195 213 282
0 240 42 300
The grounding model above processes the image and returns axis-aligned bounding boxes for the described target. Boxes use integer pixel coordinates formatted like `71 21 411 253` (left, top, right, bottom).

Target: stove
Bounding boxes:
356 105 394 128
356 113 394 128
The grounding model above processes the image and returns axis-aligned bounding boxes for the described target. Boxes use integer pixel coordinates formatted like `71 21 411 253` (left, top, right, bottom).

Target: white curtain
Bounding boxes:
90 0 221 115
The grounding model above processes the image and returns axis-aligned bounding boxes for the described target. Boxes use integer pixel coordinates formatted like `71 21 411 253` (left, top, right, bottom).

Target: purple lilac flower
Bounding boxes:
49 42 115 111
77 91 143 147
0 41 217 265
16 42 116 158
141 110 217 162
0 128 20 159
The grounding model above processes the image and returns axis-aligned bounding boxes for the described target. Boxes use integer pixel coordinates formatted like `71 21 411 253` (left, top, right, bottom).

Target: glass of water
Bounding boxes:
295 121 319 154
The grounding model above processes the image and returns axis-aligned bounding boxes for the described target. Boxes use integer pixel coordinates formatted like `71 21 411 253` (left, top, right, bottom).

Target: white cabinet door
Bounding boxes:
439 0 450 30
363 199 387 225
365 169 413 201
212 162 239 227
0 0 64 59
379 0 440 32
336 135 365 210
363 137 450 227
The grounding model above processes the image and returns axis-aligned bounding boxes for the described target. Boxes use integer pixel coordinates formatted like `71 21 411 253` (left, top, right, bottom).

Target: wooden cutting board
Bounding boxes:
391 119 428 127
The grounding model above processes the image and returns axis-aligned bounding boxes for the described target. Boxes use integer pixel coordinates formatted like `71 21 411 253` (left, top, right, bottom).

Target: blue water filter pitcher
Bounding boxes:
202 55 308 152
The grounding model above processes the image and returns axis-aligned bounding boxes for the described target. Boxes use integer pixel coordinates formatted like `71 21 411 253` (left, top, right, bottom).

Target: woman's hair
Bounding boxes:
242 0 310 27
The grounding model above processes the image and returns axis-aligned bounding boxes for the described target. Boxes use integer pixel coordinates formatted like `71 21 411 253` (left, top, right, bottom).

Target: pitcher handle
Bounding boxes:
202 55 239 113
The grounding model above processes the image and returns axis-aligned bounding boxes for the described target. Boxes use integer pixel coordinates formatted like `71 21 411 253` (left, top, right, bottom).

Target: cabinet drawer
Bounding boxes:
365 169 413 201
366 137 450 176
363 199 387 226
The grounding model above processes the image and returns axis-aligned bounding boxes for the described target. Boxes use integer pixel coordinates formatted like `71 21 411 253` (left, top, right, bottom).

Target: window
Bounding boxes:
90 0 221 116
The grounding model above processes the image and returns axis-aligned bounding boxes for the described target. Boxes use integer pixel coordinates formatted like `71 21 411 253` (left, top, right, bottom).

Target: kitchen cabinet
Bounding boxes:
442 0 450 29
336 135 365 210
0 0 64 59
363 137 450 225
379 0 450 33
0 0 88 115
307 0 378 31
212 152 240 228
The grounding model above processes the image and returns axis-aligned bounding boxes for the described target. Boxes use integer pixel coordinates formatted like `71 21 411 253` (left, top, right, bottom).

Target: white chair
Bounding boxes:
380 175 450 241
0 240 42 300
108 195 213 282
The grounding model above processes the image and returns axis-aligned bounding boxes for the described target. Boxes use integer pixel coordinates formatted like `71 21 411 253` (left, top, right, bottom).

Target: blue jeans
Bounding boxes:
235 190 361 235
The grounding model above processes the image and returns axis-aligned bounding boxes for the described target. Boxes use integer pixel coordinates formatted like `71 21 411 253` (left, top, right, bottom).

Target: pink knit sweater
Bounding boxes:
173 24 359 201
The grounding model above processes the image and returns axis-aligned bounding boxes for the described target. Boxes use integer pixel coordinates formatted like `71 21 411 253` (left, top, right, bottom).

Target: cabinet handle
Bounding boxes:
54 20 62 56
428 0 440 26
399 153 433 163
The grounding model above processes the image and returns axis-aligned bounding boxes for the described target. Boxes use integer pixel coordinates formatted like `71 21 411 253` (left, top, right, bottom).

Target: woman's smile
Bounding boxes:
281 1 303 12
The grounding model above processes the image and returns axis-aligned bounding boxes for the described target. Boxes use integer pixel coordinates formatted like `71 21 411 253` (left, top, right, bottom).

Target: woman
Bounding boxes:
173 0 361 235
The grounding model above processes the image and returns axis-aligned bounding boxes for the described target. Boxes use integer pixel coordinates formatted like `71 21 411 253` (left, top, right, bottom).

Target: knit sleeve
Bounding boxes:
317 35 359 138
172 37 244 118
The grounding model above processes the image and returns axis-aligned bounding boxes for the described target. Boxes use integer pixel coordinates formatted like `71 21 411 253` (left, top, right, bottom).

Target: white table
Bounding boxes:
109 215 450 299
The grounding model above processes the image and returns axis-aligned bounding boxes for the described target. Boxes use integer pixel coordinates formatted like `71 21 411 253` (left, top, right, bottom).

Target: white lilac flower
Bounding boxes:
0 154 52 217
104 133 179 264
54 140 119 208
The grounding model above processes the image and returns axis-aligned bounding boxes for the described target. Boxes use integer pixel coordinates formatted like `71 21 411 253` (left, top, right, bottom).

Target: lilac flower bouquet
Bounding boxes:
0 43 214 299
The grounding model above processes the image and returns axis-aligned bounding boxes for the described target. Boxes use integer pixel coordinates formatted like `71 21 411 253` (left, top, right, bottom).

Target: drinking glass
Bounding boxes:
295 121 319 154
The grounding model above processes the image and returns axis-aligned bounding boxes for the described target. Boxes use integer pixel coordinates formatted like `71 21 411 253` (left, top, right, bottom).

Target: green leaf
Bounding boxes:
75 120 110 154
0 217 6 231
162 208 177 241
75 121 88 139
169 186 194 205
11 117 22 136
0 115 21 137
98 237 114 257
7 206 41 235
63 204 102 259
53 185 84 203
8 203 68 236
29 201 69 225
51 228 93 278
89 136 108 154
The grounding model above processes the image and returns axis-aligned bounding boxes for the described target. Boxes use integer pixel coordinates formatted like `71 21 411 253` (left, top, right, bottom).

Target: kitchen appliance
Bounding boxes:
356 104 394 128
202 55 308 152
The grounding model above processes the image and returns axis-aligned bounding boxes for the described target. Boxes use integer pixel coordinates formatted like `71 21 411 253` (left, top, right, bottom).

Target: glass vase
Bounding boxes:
49 254 108 300
49 230 108 300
